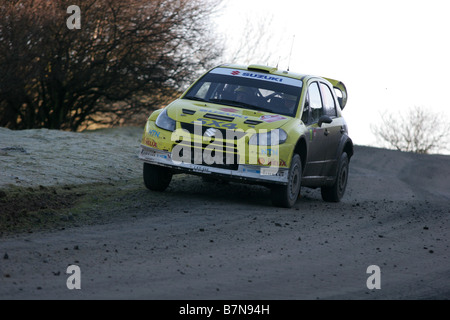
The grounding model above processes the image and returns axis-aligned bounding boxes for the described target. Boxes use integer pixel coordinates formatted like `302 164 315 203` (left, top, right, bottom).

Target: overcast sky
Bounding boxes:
214 0 450 153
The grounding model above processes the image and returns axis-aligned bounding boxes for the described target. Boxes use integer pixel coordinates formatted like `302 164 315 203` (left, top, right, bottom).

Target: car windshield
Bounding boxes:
183 67 303 117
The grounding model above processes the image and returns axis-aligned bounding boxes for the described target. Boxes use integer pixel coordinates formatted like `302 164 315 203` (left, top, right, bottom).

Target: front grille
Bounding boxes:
173 141 240 171
175 121 245 171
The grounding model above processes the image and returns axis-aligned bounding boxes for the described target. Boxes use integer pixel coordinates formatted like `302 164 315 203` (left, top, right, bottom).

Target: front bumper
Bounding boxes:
139 145 289 185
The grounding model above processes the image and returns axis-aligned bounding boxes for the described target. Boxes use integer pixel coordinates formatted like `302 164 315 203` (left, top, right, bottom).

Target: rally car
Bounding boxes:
139 64 353 208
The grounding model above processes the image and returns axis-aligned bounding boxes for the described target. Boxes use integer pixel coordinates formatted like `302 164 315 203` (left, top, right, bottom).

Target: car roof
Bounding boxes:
217 63 320 82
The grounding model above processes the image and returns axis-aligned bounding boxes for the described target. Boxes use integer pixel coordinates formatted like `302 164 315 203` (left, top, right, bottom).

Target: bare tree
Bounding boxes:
371 106 450 154
0 0 223 131
222 14 288 67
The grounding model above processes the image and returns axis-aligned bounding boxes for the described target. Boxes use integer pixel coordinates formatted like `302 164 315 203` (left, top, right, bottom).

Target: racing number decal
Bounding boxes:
192 118 238 130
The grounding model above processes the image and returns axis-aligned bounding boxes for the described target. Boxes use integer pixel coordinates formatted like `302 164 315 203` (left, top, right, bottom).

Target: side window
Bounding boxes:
308 82 323 123
320 83 337 117
301 92 310 123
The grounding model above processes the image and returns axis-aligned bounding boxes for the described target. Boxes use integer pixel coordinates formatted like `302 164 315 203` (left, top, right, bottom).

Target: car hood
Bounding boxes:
166 98 293 131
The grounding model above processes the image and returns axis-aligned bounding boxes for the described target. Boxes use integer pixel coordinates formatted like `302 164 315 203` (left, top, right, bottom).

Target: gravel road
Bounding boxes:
0 126 449 300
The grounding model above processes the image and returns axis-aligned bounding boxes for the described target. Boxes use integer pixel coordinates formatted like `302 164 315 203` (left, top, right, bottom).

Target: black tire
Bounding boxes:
321 152 349 202
271 154 302 208
143 162 172 191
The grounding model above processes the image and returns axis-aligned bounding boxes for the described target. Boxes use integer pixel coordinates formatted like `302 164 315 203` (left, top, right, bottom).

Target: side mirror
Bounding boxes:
318 115 333 127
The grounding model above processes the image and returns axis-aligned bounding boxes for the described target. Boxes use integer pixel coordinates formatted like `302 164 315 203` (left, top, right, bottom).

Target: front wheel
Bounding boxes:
143 163 172 191
321 152 349 202
271 154 302 208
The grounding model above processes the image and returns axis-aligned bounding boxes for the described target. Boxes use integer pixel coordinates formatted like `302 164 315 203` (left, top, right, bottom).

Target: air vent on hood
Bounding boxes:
182 109 196 115
244 119 263 126
204 113 234 122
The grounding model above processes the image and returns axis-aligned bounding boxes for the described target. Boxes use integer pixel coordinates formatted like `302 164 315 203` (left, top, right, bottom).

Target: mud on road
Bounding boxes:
0 127 449 299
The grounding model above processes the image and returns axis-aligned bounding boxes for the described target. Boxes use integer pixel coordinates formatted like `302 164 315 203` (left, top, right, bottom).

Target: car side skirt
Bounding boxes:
301 175 336 188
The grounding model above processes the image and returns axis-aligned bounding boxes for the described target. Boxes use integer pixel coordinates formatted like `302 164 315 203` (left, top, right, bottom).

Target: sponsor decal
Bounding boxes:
230 70 283 83
144 138 158 148
258 157 286 167
140 147 170 160
192 165 211 174
241 72 283 82
260 148 279 156
261 168 285 177
209 67 303 87
261 167 277 176
268 159 287 167
260 115 287 123
140 148 155 158
220 107 239 113
204 128 217 137
148 129 161 138
309 128 318 141
192 118 238 130
242 167 261 174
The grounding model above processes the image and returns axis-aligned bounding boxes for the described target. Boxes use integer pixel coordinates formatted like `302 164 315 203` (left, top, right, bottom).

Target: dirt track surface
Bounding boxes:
0 127 449 300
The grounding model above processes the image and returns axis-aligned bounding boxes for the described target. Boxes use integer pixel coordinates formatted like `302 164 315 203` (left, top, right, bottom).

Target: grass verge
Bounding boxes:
0 178 144 236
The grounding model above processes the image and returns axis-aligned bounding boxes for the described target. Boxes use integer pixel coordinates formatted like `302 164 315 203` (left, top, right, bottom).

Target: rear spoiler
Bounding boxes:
324 78 348 110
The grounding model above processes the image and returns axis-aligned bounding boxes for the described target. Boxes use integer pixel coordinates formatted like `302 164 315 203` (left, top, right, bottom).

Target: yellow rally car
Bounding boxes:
139 64 353 208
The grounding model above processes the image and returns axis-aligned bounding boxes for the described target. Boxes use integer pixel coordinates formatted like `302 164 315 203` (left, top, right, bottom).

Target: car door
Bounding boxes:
318 82 342 177
302 82 328 178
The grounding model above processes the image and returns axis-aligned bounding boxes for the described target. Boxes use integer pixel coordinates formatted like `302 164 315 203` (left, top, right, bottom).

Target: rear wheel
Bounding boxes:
271 154 302 208
143 163 172 191
321 152 349 202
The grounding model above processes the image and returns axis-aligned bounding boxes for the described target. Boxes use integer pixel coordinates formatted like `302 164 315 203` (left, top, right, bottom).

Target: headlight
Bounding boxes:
155 108 176 132
249 129 287 146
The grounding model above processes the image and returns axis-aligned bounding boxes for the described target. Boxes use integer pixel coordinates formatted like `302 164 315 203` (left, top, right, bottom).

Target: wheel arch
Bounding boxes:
293 136 308 173
341 136 354 160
